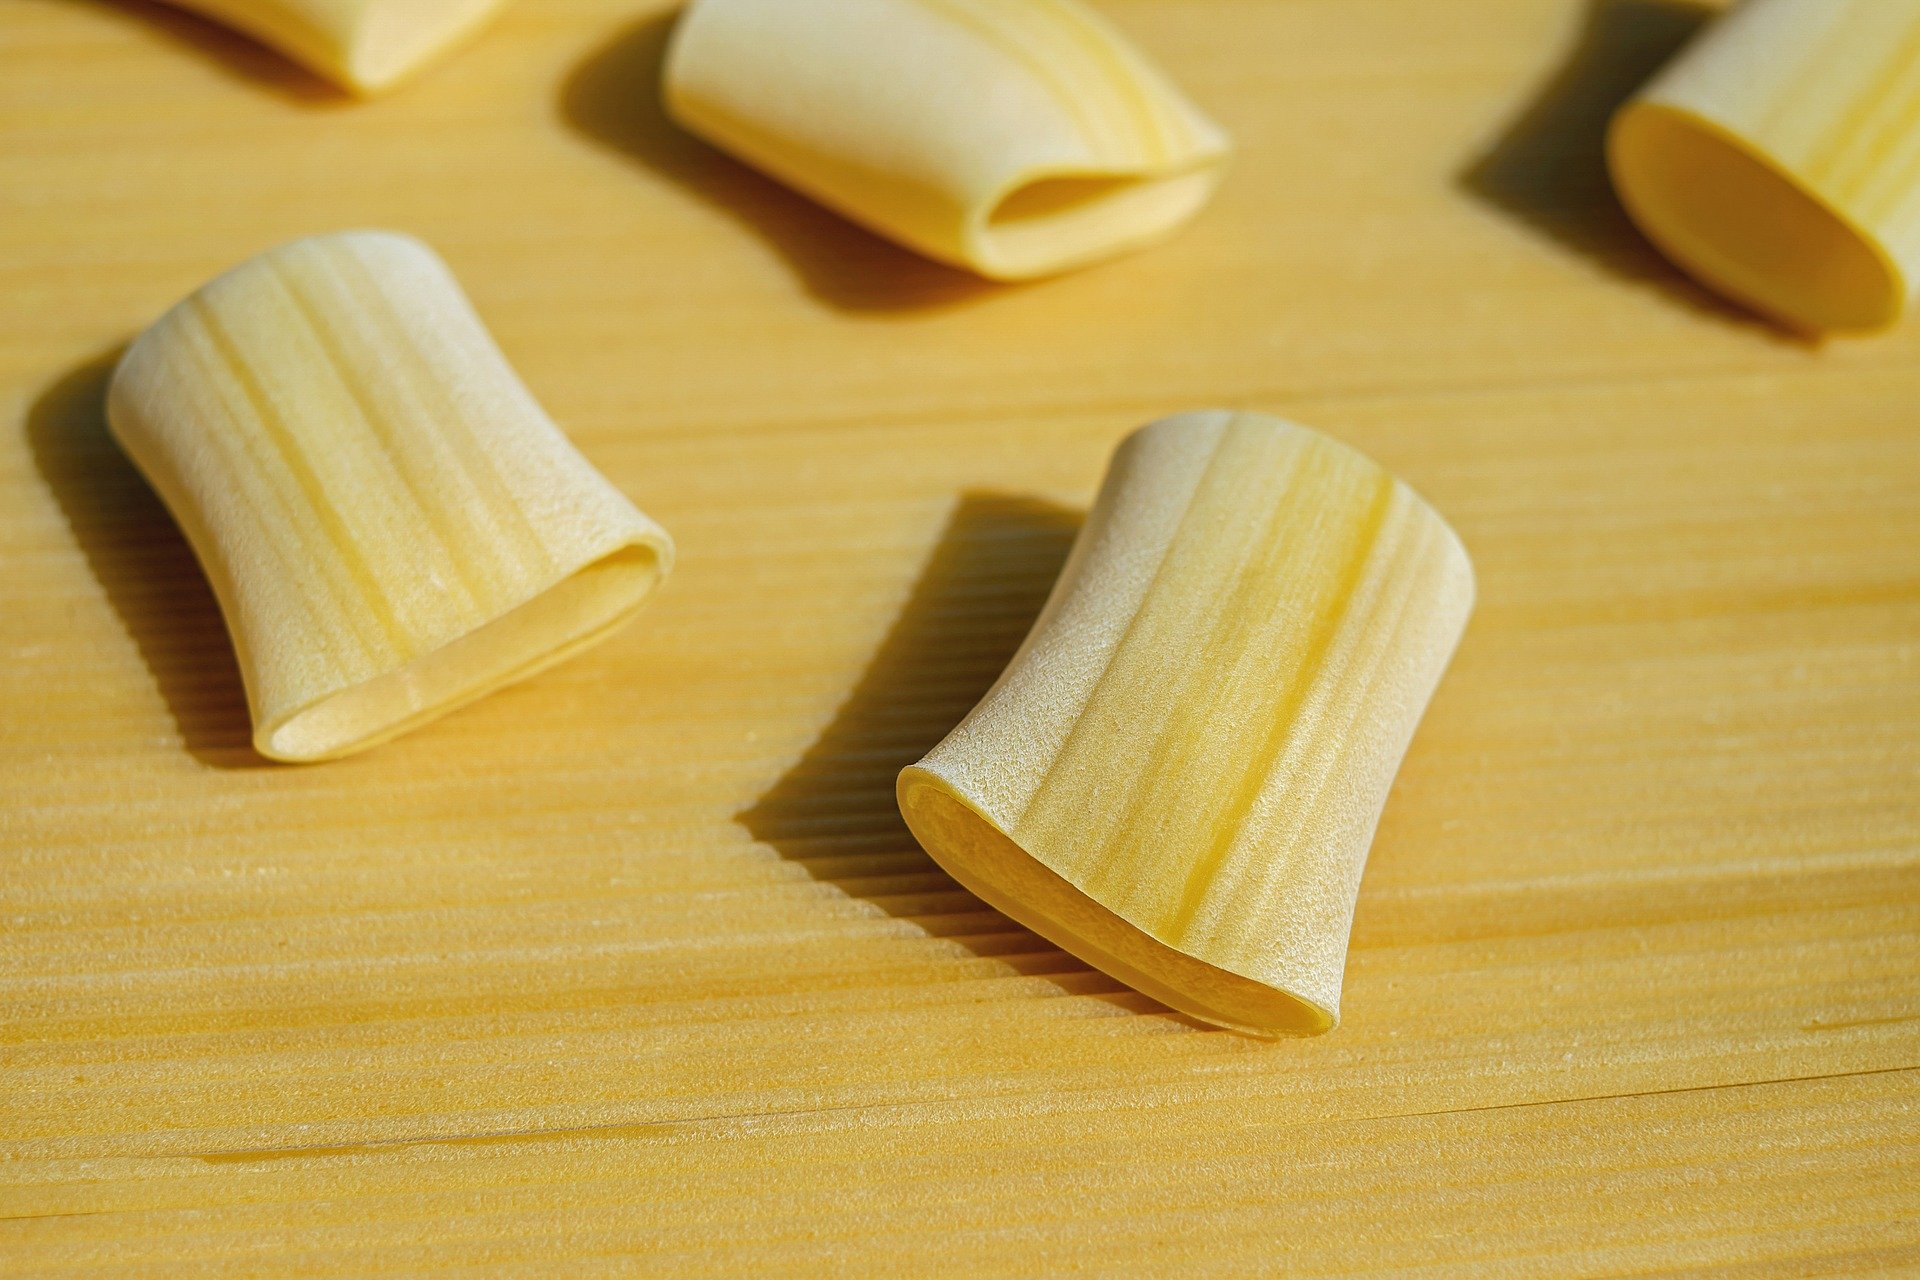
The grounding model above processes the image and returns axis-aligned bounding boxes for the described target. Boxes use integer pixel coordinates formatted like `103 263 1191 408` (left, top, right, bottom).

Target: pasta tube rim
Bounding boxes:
247 540 668 762
1608 100 1906 333
898 769 1335 1036
963 160 1229 282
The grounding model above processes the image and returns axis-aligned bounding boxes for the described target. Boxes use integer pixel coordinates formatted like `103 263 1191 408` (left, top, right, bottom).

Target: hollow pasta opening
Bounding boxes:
898 769 1334 1037
1609 102 1903 332
972 167 1222 280
262 543 663 761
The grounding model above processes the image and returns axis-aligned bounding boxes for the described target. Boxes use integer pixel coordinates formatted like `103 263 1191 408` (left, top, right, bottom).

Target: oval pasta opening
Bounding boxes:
898 769 1334 1037
262 543 663 762
1608 102 1904 332
972 167 1222 280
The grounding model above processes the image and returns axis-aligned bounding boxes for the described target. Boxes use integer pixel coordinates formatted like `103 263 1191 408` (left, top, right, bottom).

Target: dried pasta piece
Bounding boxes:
161 0 508 93
663 0 1232 280
898 411 1473 1035
108 230 673 762
1609 0 1920 332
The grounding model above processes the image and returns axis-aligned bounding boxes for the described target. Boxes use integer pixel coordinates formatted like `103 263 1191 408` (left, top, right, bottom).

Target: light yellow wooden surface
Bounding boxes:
3 0 1918 1273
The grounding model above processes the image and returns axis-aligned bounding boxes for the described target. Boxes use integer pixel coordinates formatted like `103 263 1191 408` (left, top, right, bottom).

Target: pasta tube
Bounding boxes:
663 0 1232 279
160 0 508 93
898 412 1474 1035
107 231 673 763
1609 0 1920 332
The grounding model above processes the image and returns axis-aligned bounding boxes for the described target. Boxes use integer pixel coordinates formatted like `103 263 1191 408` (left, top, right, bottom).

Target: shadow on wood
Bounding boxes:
559 9 1000 314
1460 0 1795 339
737 493 1178 1011
25 350 265 767
85 0 344 103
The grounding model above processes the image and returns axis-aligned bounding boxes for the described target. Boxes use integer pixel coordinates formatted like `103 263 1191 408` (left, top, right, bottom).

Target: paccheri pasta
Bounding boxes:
108 230 673 762
1610 0 1920 332
664 0 1232 279
898 412 1473 1035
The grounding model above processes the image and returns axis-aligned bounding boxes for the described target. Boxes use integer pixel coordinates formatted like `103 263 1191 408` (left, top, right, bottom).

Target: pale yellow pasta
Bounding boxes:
1609 0 1920 332
108 231 673 763
161 0 507 93
899 411 1474 1035
664 0 1232 280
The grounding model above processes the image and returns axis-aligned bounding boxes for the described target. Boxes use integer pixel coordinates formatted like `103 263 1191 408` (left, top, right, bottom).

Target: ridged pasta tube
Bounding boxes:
663 0 1232 279
160 0 508 93
108 231 673 763
1609 0 1920 332
898 412 1474 1035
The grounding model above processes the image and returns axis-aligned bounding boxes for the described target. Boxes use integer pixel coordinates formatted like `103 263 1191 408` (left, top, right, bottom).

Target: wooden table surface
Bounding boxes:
4 0 1918 1273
